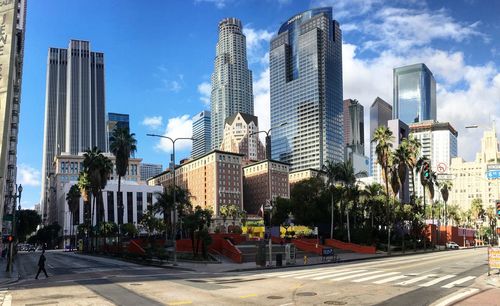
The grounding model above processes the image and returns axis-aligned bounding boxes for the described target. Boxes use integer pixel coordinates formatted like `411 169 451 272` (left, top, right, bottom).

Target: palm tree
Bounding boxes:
439 181 452 227
66 184 81 250
109 127 137 226
406 136 422 205
154 185 192 240
360 183 384 228
322 160 339 239
392 140 411 202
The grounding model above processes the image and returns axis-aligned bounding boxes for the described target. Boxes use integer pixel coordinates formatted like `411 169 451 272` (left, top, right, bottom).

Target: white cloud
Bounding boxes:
162 79 182 92
198 82 211 106
253 68 271 142
312 0 383 19
18 164 41 187
142 116 163 129
243 27 274 64
194 0 229 9
155 115 194 153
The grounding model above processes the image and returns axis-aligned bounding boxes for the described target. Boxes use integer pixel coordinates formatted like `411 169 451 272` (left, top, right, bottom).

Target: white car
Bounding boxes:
446 242 459 249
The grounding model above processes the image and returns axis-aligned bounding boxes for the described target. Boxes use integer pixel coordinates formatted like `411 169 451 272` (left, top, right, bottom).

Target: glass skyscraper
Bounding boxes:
106 112 130 151
270 7 343 170
393 63 436 124
192 110 212 158
210 18 253 150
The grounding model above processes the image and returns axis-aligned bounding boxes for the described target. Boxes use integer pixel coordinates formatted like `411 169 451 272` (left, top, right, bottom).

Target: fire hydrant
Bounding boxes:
303 255 308 264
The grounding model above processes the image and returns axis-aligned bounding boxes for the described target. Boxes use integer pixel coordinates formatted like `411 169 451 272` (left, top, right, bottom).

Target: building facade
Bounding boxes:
140 163 162 181
393 63 436 125
106 112 129 151
289 168 325 187
148 150 244 216
343 99 364 155
409 120 458 202
191 110 211 159
41 40 107 223
220 112 265 163
210 18 254 150
243 160 290 216
0 0 26 236
270 7 343 171
369 97 392 178
47 153 141 225
449 125 500 211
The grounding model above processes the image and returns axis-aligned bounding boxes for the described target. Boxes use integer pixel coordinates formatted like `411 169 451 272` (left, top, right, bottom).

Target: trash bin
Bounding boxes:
276 253 283 267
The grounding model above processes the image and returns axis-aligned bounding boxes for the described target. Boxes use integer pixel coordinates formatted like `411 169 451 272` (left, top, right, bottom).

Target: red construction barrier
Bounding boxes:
325 238 376 254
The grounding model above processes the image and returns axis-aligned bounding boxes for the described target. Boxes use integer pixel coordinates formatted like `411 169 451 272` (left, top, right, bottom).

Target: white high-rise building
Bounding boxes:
210 18 253 150
191 110 211 159
41 40 107 224
140 163 163 181
409 120 458 203
369 97 392 178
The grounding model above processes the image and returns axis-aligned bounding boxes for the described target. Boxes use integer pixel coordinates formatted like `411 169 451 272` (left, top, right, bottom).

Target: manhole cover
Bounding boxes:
324 301 347 305
267 296 284 299
129 283 143 286
296 292 317 297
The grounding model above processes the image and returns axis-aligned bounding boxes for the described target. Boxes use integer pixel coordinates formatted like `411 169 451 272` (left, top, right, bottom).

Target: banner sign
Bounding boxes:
488 247 500 270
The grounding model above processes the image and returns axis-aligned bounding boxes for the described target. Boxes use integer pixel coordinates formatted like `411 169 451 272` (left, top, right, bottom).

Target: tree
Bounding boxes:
16 210 41 242
154 185 192 240
66 184 81 248
360 183 384 229
120 223 138 238
392 140 411 202
323 160 340 239
139 210 164 238
406 136 422 205
109 127 137 226
439 181 452 227
183 206 213 258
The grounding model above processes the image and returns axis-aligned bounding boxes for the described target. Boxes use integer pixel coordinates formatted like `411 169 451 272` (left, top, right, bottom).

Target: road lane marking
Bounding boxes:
279 303 294 306
331 271 381 281
441 276 476 288
419 275 455 287
239 294 257 299
3 293 11 306
433 288 480 306
295 269 350 279
312 270 367 280
398 274 437 285
352 272 400 283
167 301 192 306
373 275 407 284
277 269 335 278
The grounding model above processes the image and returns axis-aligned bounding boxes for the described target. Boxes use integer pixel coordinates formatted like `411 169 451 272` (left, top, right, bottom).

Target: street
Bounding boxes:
1 248 494 305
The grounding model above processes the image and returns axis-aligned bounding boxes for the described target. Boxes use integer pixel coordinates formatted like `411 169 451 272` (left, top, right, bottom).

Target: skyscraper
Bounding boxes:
192 110 211 158
369 97 392 177
270 7 343 171
41 40 107 224
140 163 163 181
210 18 253 150
107 112 129 151
343 99 364 156
393 63 436 124
0 0 26 235
220 112 265 162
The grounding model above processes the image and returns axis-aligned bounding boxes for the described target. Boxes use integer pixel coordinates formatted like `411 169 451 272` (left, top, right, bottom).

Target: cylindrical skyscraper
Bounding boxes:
210 18 254 150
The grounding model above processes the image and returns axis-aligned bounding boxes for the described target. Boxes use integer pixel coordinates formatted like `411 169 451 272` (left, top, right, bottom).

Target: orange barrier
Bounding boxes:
325 238 376 254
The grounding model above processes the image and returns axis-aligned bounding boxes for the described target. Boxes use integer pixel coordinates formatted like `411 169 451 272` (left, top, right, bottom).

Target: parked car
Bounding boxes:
446 242 459 249
27 245 36 252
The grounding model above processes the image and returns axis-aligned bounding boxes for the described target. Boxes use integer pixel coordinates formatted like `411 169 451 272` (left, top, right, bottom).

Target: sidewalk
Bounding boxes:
0 259 19 286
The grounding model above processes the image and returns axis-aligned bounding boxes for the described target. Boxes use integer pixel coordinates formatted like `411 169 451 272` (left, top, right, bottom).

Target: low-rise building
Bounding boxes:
243 160 290 216
140 163 163 181
289 168 325 187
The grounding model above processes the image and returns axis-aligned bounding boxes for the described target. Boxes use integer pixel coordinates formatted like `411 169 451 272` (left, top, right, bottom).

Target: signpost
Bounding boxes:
488 247 500 275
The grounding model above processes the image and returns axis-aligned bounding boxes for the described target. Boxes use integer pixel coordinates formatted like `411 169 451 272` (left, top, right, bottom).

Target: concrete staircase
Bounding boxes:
236 240 313 263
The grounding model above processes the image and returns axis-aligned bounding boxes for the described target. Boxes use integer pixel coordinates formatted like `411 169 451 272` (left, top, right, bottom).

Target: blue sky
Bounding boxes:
17 0 500 208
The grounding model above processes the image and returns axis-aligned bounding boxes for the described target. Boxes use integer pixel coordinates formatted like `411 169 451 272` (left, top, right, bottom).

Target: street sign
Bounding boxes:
437 163 447 173
437 173 454 181
487 164 500 171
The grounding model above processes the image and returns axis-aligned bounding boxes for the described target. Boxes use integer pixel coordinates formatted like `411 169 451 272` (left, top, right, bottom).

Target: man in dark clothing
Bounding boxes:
35 250 48 279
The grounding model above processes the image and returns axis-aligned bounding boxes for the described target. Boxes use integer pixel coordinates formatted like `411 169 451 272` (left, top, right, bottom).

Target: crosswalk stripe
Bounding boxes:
295 269 350 279
441 276 476 289
277 269 336 278
373 275 407 284
331 270 381 281
351 272 400 283
398 274 437 285
312 270 367 280
419 275 455 287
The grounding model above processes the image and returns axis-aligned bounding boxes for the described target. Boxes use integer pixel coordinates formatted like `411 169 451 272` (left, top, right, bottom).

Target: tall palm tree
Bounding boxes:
322 160 339 239
392 140 411 203
154 185 192 240
66 184 81 249
109 127 137 225
406 136 422 205
439 181 452 227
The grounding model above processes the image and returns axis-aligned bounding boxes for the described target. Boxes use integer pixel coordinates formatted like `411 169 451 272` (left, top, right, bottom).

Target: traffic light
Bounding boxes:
7 235 13 243
422 161 430 180
496 201 500 217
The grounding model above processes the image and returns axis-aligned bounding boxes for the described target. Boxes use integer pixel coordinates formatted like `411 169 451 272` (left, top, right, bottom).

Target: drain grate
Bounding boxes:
267 296 284 299
296 292 317 297
324 301 347 305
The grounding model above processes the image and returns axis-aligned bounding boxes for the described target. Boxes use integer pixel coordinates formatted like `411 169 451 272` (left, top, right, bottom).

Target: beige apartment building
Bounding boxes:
289 168 325 187
147 150 244 216
243 160 290 216
220 112 265 163
449 125 500 211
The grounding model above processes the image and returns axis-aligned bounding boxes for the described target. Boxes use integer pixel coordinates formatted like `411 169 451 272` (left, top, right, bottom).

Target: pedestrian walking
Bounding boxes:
35 250 48 279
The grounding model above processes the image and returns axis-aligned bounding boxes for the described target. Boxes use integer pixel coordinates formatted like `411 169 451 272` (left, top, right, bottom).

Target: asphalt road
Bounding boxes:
1 248 490 305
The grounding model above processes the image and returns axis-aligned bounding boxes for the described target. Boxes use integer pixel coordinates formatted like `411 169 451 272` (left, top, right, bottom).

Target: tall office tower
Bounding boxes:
270 8 343 171
192 110 211 159
210 18 254 150
0 0 26 236
41 40 106 224
393 63 436 124
220 112 265 162
369 97 392 177
107 112 130 151
140 163 163 181
343 99 364 155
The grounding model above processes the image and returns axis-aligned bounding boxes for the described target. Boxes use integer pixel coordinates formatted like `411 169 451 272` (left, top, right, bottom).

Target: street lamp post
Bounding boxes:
6 184 22 274
146 134 195 266
250 122 286 266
